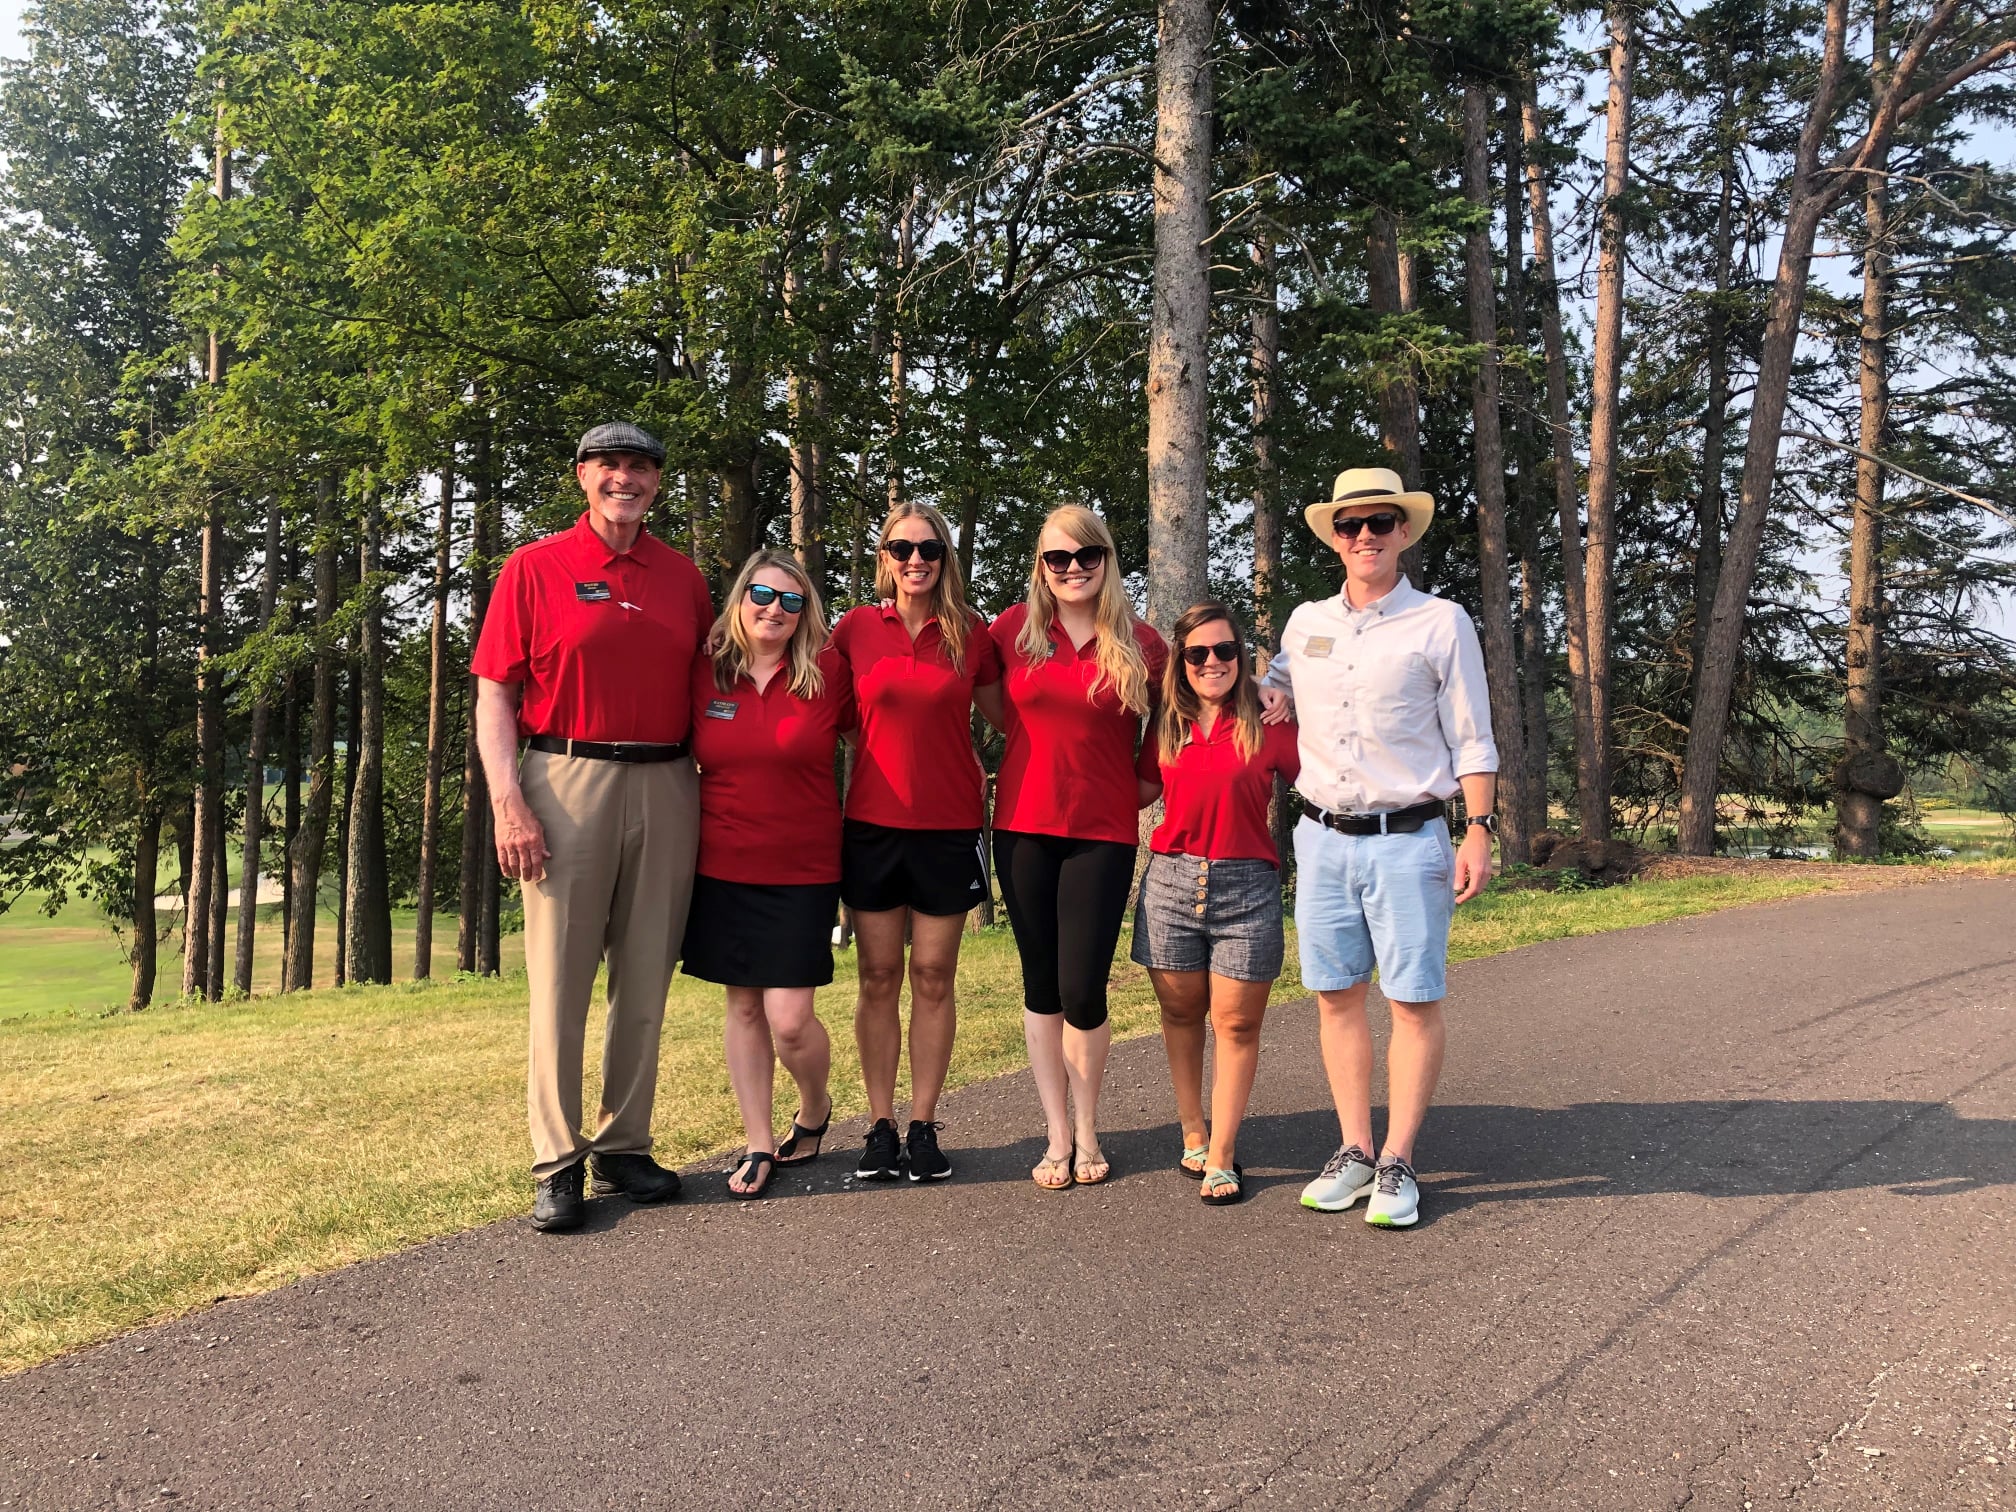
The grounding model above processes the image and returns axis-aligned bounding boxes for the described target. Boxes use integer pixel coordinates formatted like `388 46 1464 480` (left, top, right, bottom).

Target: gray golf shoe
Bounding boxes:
1300 1142 1378 1211
1365 1154 1420 1228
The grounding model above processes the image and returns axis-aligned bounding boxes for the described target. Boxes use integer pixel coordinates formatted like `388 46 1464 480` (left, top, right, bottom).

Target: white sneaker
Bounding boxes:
1300 1143 1377 1211
1365 1155 1420 1228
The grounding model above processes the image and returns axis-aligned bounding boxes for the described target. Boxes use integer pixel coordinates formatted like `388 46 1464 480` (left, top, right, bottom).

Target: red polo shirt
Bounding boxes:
833 604 1003 831
471 513 716 745
988 603 1167 845
689 646 853 885
1141 713 1302 865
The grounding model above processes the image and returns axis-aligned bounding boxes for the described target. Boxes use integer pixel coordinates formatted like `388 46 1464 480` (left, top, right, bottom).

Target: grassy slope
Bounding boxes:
3 863 2008 1375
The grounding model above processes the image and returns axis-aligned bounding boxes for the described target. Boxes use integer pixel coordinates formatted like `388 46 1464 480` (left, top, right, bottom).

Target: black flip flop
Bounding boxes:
1199 1164 1245 1206
728 1150 776 1200
775 1105 832 1167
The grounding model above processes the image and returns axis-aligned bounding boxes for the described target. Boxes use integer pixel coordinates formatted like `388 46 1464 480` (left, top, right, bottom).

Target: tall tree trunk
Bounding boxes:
344 486 392 983
184 112 231 1002
1837 0 1894 860
1249 233 1282 646
1680 0 1870 852
205 790 229 995
130 584 163 1013
183 525 222 1000
459 425 496 973
129 797 161 1013
334 614 358 988
284 481 338 992
785 245 826 585
1523 78 1603 843
1462 85 1532 865
1579 5 1634 847
232 499 282 996
1502 95 1550 839
1692 94 1737 691
281 659 298 969
1367 208 1425 588
1144 0 1214 629
886 187 917 512
415 463 455 978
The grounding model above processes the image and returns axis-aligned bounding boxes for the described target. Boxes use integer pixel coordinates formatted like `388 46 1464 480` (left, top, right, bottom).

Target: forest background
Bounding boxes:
2 0 2014 1014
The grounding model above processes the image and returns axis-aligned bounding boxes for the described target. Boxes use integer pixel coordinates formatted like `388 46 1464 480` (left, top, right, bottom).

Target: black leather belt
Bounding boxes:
527 734 689 763
1301 798 1445 835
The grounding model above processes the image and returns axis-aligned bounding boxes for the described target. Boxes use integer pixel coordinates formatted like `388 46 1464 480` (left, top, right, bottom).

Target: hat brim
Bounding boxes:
1304 493 1434 546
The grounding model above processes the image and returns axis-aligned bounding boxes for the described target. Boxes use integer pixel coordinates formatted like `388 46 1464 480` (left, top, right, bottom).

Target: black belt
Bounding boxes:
1301 798 1445 835
527 734 690 763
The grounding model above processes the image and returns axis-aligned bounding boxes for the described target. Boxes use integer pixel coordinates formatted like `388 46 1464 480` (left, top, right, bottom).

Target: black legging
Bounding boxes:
993 830 1137 1031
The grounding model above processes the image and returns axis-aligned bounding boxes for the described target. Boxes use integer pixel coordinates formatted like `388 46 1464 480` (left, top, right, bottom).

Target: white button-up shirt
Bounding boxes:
1261 579 1499 814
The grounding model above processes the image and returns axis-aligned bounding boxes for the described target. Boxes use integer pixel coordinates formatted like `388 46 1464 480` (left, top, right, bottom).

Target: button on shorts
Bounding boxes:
1129 853 1285 982
1292 816 1454 1001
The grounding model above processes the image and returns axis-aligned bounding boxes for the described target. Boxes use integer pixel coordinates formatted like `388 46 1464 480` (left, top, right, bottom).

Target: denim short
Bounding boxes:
1129 853 1285 982
1292 816 1454 1001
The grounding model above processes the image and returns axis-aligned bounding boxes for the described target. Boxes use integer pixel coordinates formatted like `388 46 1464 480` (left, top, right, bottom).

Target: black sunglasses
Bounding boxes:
883 537 947 564
1040 545 1108 574
1333 510 1403 539
746 584 806 613
1181 641 1241 668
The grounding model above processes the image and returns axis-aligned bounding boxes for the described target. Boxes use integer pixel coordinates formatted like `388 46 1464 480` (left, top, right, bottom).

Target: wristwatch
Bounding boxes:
1465 813 1498 835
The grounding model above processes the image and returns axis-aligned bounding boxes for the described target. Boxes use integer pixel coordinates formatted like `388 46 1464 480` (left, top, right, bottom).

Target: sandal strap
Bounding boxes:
1201 1166 1241 1191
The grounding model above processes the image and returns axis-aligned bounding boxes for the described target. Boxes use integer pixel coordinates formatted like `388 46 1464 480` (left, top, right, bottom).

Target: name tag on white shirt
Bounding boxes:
1304 636 1335 658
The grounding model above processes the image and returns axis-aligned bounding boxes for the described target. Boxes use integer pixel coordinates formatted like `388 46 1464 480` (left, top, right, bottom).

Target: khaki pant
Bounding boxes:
520 747 699 1177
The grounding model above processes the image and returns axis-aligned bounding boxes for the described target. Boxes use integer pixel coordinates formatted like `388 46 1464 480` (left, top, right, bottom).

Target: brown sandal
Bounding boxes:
1032 1145 1073 1190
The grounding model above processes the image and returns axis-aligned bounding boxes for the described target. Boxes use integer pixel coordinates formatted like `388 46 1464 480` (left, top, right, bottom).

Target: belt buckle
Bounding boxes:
608 741 629 761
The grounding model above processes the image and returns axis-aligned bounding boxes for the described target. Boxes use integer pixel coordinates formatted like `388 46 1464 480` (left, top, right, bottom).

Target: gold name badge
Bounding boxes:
1304 636 1335 658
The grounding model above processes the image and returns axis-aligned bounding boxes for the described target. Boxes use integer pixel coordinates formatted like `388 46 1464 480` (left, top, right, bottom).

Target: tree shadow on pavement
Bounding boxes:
1231 1099 2016 1211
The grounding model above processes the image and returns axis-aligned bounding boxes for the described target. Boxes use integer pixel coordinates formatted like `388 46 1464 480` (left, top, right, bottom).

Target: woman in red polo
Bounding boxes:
990 504 1166 1189
1133 601 1300 1206
831 502 1005 1185
684 550 852 1200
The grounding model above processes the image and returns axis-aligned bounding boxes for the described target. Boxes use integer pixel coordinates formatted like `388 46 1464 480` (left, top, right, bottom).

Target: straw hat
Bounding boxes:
1303 467 1434 545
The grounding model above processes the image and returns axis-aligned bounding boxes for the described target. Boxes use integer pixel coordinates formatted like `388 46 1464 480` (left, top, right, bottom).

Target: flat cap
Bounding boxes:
575 421 666 465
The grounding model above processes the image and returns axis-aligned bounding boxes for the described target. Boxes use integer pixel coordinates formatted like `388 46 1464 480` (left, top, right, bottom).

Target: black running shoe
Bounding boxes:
905 1120 951 1182
856 1117 903 1180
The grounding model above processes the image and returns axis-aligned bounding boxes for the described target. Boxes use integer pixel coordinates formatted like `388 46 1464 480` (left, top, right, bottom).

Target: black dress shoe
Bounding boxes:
588 1150 684 1204
532 1161 586 1232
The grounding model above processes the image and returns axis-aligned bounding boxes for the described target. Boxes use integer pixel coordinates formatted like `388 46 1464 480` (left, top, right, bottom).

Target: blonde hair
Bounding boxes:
1016 504 1151 716
873 501 976 673
712 549 828 699
1157 601 1264 763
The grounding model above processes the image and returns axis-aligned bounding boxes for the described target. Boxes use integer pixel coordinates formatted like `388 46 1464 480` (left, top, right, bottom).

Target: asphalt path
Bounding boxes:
6 877 2015 1511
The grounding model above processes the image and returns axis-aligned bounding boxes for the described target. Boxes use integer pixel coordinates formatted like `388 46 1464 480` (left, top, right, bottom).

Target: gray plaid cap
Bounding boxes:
575 421 666 465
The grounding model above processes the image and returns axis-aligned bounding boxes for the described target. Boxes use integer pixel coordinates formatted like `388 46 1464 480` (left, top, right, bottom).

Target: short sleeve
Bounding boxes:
687 559 716 632
1268 716 1302 784
470 549 533 683
1135 719 1163 784
970 613 1005 685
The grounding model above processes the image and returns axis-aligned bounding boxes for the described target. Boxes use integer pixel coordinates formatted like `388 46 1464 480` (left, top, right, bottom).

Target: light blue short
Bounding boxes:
1293 816 1454 1002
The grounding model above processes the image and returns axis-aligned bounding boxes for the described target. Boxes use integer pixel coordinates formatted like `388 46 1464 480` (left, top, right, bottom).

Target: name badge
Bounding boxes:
704 698 739 721
1304 635 1335 659
574 581 611 603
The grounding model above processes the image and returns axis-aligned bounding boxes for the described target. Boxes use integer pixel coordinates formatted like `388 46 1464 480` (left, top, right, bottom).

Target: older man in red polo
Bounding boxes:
472 422 715 1232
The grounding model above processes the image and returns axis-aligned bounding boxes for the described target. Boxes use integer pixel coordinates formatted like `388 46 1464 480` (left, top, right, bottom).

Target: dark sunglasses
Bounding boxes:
746 584 806 613
882 537 946 564
1333 510 1403 539
1039 545 1108 574
1181 641 1241 668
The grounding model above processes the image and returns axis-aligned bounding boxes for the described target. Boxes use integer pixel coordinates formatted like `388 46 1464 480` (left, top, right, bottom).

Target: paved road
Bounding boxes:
6 879 2015 1511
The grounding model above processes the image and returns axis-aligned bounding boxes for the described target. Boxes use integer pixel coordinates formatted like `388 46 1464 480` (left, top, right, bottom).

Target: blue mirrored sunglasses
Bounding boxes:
747 584 806 613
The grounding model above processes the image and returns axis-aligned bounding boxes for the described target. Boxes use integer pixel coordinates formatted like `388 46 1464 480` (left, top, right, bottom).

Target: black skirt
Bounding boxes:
680 874 840 989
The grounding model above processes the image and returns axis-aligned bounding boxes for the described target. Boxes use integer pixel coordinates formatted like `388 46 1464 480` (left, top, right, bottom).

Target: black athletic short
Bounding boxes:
841 819 988 917
681 875 839 988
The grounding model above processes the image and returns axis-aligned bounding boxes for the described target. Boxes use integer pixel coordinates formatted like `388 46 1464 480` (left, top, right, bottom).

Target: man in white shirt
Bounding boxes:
1259 467 1499 1228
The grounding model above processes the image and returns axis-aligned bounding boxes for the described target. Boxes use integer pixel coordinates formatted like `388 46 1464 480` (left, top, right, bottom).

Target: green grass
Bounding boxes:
4 859 2010 1376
